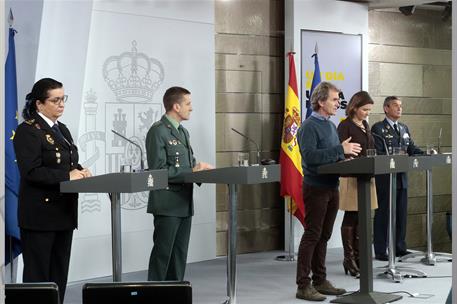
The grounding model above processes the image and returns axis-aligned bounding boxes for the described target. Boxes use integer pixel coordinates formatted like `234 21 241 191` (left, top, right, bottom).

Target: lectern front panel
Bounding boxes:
60 170 168 193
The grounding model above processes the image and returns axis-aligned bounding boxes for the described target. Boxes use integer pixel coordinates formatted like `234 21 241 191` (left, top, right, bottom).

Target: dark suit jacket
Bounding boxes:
371 118 423 189
337 118 375 158
14 112 81 231
145 115 196 217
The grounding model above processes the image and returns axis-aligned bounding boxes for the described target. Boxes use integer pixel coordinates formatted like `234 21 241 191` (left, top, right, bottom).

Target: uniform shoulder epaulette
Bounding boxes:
371 121 380 128
152 120 163 127
25 119 35 125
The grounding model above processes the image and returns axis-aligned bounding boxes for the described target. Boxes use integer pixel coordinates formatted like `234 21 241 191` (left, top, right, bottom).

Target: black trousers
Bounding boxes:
21 229 73 303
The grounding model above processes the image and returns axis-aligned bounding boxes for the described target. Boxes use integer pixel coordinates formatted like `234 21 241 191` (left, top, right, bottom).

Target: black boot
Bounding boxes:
354 224 359 268
341 226 360 277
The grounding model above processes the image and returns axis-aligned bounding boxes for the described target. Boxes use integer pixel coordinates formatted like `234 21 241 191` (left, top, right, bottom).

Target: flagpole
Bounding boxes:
275 197 295 261
276 51 301 262
5 8 19 283
9 237 13 283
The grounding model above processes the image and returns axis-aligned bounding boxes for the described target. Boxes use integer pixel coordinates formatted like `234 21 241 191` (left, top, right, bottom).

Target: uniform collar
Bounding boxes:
165 114 180 130
37 111 58 128
385 117 398 129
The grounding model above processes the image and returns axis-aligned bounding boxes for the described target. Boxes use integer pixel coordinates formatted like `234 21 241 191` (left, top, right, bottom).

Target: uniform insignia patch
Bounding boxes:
34 123 41 129
46 134 55 145
25 119 35 125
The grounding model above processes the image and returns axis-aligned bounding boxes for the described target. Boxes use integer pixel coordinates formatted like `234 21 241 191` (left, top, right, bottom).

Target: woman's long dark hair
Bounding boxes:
22 78 63 119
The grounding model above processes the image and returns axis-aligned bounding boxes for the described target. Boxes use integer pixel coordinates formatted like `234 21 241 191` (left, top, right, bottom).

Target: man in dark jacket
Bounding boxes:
146 86 213 281
371 96 424 261
295 82 361 301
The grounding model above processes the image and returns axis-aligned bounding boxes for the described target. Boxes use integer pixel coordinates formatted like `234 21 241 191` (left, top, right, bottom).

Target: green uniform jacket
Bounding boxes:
145 115 196 217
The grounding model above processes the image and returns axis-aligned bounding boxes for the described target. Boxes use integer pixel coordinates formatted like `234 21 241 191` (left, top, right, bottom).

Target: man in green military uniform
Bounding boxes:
146 86 213 281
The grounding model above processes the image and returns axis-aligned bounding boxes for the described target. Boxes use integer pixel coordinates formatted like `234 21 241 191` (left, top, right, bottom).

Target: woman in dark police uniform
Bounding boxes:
13 78 91 303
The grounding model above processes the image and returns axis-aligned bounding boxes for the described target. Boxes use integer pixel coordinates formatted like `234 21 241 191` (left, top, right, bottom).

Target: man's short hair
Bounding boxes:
383 96 400 108
310 81 340 111
163 86 191 112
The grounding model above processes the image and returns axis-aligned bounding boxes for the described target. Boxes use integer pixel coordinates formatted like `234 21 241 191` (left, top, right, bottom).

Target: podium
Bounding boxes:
61 170 168 281
318 155 408 304
399 154 453 265
183 165 280 304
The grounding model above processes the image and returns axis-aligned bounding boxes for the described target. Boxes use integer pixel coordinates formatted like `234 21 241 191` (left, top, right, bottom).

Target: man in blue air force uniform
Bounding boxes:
146 86 213 281
371 96 423 261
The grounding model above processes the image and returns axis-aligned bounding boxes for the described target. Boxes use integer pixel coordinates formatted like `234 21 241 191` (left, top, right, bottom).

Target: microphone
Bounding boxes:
111 130 145 171
371 132 390 156
231 128 260 165
438 127 442 154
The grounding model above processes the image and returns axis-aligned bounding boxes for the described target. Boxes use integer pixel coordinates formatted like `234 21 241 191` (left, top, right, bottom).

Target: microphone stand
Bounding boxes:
371 132 426 281
231 128 260 165
111 130 145 171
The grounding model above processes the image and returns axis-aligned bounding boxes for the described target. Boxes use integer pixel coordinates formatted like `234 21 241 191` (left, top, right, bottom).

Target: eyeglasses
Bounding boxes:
47 95 68 104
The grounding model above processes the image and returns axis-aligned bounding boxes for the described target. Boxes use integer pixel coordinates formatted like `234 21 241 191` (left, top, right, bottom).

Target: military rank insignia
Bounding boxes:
25 119 35 125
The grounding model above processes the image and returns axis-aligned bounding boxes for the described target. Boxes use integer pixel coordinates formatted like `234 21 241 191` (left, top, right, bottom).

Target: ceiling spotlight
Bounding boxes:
399 5 416 16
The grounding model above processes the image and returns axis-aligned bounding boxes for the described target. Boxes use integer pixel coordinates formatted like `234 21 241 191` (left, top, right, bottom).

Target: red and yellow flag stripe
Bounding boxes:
280 53 304 223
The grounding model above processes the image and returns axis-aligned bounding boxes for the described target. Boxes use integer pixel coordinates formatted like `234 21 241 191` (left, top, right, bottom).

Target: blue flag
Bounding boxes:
306 53 321 118
5 26 21 264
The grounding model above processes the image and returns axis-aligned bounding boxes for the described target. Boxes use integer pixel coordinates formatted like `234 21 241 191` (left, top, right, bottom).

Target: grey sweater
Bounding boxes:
297 115 345 188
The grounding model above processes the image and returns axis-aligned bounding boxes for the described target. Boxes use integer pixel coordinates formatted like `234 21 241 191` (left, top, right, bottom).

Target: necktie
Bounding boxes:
393 123 400 136
52 124 66 142
178 125 186 142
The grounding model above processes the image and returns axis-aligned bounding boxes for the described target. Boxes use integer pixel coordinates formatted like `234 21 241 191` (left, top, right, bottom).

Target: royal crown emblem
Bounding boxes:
262 167 268 179
390 158 396 169
103 40 164 102
147 174 154 188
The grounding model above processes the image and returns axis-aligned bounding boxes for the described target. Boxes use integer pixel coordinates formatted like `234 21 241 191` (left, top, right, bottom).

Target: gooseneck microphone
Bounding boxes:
231 128 260 165
111 130 145 171
438 127 442 154
371 132 390 156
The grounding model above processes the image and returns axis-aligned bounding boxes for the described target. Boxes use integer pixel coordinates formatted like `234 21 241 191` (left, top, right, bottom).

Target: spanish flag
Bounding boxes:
280 53 304 224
